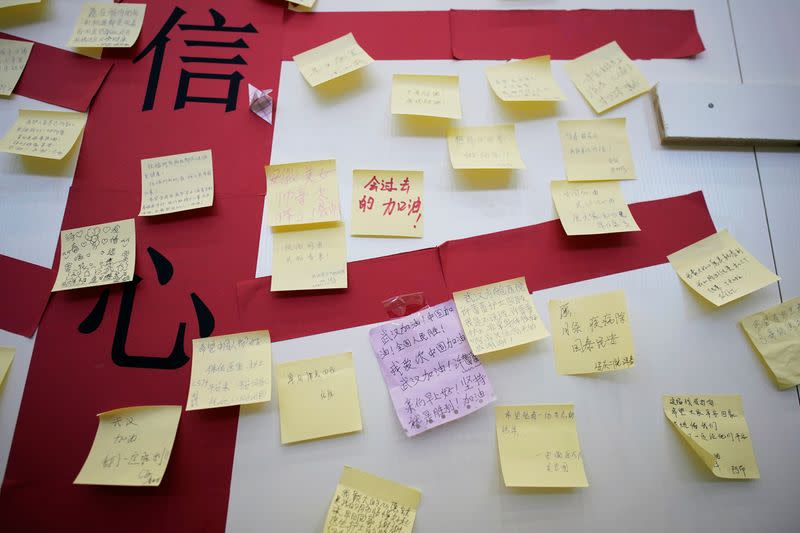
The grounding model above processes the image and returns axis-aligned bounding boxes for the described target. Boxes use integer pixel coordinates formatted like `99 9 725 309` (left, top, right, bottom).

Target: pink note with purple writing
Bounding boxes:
368 300 495 436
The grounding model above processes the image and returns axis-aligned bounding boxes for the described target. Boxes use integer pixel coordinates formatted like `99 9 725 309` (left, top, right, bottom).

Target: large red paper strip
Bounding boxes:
236 191 714 342
450 9 705 60
282 10 452 60
0 32 112 112
439 191 715 291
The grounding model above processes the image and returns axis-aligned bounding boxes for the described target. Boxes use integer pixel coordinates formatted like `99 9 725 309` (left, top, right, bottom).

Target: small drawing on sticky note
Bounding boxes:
67 3 147 49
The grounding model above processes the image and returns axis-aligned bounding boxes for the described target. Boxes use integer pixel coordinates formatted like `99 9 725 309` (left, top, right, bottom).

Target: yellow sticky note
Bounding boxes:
549 290 635 375
277 352 362 444
293 33 374 87
324 466 421 533
0 346 14 388
447 124 525 170
187 330 272 411
740 296 800 389
266 159 341 227
67 3 146 48
0 109 87 160
351 169 423 238
453 277 549 355
139 149 214 216
565 41 651 114
485 55 566 102
53 218 135 291
289 0 315 8
664 395 759 479
551 180 640 236
558 118 636 181
271 223 347 291
0 39 33 96
496 404 588 487
0 0 40 8
391 74 462 119
668 229 780 306
74 405 181 486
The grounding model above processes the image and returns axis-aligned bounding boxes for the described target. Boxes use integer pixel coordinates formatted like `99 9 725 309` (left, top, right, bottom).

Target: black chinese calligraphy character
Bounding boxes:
78 246 215 370
133 7 256 112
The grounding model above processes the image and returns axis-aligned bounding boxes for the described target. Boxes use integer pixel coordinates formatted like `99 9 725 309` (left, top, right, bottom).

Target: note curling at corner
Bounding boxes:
740 297 800 389
565 41 651 114
663 394 759 479
0 38 33 96
74 405 182 486
391 73 462 119
293 32 374 87
668 229 779 306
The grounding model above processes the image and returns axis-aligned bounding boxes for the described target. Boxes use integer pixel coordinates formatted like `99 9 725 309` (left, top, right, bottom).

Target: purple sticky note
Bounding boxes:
368 300 496 436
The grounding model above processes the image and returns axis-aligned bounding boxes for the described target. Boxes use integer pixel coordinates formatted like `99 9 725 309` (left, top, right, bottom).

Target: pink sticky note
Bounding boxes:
369 300 495 436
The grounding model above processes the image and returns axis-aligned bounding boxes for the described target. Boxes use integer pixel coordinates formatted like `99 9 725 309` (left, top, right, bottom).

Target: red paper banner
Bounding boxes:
236 191 715 343
282 10 452 60
281 9 704 61
0 32 113 112
439 191 715 291
450 9 705 60
1 1 283 531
